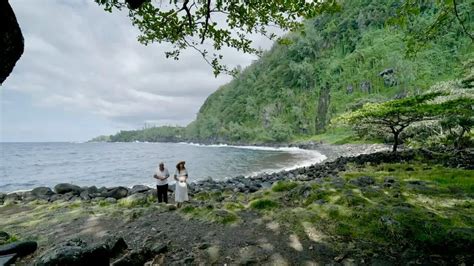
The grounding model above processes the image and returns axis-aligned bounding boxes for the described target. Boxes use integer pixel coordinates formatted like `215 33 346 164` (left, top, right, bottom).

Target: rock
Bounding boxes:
5 193 21 201
145 254 165 266
379 68 397 87
105 187 129 199
346 84 354 94
168 183 175 192
0 241 37 257
349 176 375 187
360 80 372 93
31 187 55 199
261 182 272 189
105 237 127 257
380 216 400 227
0 232 9 244
54 183 82 195
146 189 157 198
130 185 150 195
80 191 91 200
111 243 167 266
0 193 5 201
248 186 259 193
105 197 117 204
49 194 63 202
119 193 147 207
86 186 99 194
36 239 110 266
198 243 210 250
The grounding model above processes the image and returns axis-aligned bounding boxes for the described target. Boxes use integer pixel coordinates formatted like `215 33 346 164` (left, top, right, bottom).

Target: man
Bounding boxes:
153 162 169 203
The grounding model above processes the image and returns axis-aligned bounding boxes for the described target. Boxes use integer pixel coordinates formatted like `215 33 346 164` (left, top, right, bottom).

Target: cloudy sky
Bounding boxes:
1 0 276 142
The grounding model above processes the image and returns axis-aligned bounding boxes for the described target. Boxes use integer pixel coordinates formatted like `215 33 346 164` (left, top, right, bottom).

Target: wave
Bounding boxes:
179 142 327 178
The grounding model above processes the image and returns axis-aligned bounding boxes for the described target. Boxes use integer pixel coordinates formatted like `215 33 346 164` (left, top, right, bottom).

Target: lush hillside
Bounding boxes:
185 0 473 143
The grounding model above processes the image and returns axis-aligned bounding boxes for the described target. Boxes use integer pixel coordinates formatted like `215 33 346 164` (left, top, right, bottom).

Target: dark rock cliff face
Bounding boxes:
315 82 331 133
0 0 24 85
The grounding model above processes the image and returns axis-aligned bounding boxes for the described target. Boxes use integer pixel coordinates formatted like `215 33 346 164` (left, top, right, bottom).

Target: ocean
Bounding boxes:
0 142 326 193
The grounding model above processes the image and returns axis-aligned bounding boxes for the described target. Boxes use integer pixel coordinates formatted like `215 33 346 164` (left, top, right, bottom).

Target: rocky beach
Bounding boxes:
1 145 473 265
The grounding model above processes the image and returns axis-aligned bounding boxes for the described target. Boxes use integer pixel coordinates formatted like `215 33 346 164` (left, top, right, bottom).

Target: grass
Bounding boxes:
272 180 298 192
249 199 279 210
292 126 381 144
269 162 474 255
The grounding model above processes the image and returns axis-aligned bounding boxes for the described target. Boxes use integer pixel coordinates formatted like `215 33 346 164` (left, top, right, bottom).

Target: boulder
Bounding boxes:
5 193 21 201
80 191 91 200
118 193 147 207
104 187 129 199
0 193 6 201
36 239 110 266
104 237 128 257
0 241 37 257
54 183 82 195
360 80 372 93
105 198 117 204
31 187 54 199
130 185 150 195
86 186 99 194
0 231 10 244
49 194 63 202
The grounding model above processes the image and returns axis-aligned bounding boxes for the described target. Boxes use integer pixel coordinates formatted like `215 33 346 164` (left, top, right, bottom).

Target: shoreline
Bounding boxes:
0 142 389 195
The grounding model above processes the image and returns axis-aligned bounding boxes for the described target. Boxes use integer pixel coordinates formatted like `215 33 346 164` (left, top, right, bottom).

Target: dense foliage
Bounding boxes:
107 126 186 142
101 0 473 145
188 0 473 143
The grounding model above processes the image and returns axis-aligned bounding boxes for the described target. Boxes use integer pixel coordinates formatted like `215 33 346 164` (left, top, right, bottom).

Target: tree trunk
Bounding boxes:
392 131 399 152
315 82 331 133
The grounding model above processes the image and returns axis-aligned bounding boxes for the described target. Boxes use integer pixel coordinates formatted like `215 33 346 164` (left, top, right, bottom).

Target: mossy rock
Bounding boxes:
118 193 148 208
212 209 239 224
249 199 278 210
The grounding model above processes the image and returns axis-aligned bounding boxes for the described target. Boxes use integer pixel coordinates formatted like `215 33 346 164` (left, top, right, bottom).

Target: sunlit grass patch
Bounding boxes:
224 202 245 211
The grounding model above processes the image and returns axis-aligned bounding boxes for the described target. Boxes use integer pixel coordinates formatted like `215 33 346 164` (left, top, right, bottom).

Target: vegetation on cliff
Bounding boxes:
101 0 473 147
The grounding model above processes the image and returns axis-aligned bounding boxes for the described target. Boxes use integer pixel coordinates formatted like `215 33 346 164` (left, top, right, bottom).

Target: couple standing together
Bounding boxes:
153 161 188 207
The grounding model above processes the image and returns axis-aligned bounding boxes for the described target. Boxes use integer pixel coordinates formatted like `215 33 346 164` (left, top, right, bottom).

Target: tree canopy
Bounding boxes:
95 0 341 75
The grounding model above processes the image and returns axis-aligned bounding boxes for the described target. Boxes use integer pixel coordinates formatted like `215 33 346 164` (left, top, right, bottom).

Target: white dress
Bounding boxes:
175 169 189 202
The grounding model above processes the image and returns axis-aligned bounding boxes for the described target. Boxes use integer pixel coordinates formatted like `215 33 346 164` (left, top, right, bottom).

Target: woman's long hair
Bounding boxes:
176 162 186 172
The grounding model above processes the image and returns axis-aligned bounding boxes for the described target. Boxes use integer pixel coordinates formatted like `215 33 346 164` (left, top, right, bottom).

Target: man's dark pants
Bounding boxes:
156 184 168 203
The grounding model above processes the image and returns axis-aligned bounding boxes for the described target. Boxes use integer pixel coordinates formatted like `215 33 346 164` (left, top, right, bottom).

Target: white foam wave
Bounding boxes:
179 142 327 178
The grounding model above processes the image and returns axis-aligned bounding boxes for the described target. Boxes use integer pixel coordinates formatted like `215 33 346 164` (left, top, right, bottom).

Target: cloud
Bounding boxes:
3 0 279 129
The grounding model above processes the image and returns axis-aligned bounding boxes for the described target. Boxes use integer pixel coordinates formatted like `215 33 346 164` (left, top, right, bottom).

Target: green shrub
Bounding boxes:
272 181 298 192
249 199 278 210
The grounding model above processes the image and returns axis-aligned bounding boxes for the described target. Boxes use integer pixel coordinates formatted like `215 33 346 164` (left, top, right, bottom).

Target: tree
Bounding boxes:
94 0 342 75
338 93 444 152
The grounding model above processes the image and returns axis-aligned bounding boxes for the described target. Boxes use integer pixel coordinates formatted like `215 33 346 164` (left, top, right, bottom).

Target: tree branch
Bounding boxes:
201 0 211 44
452 0 474 41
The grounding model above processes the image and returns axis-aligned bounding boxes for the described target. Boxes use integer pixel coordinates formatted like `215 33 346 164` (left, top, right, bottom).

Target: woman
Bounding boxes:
174 160 189 208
